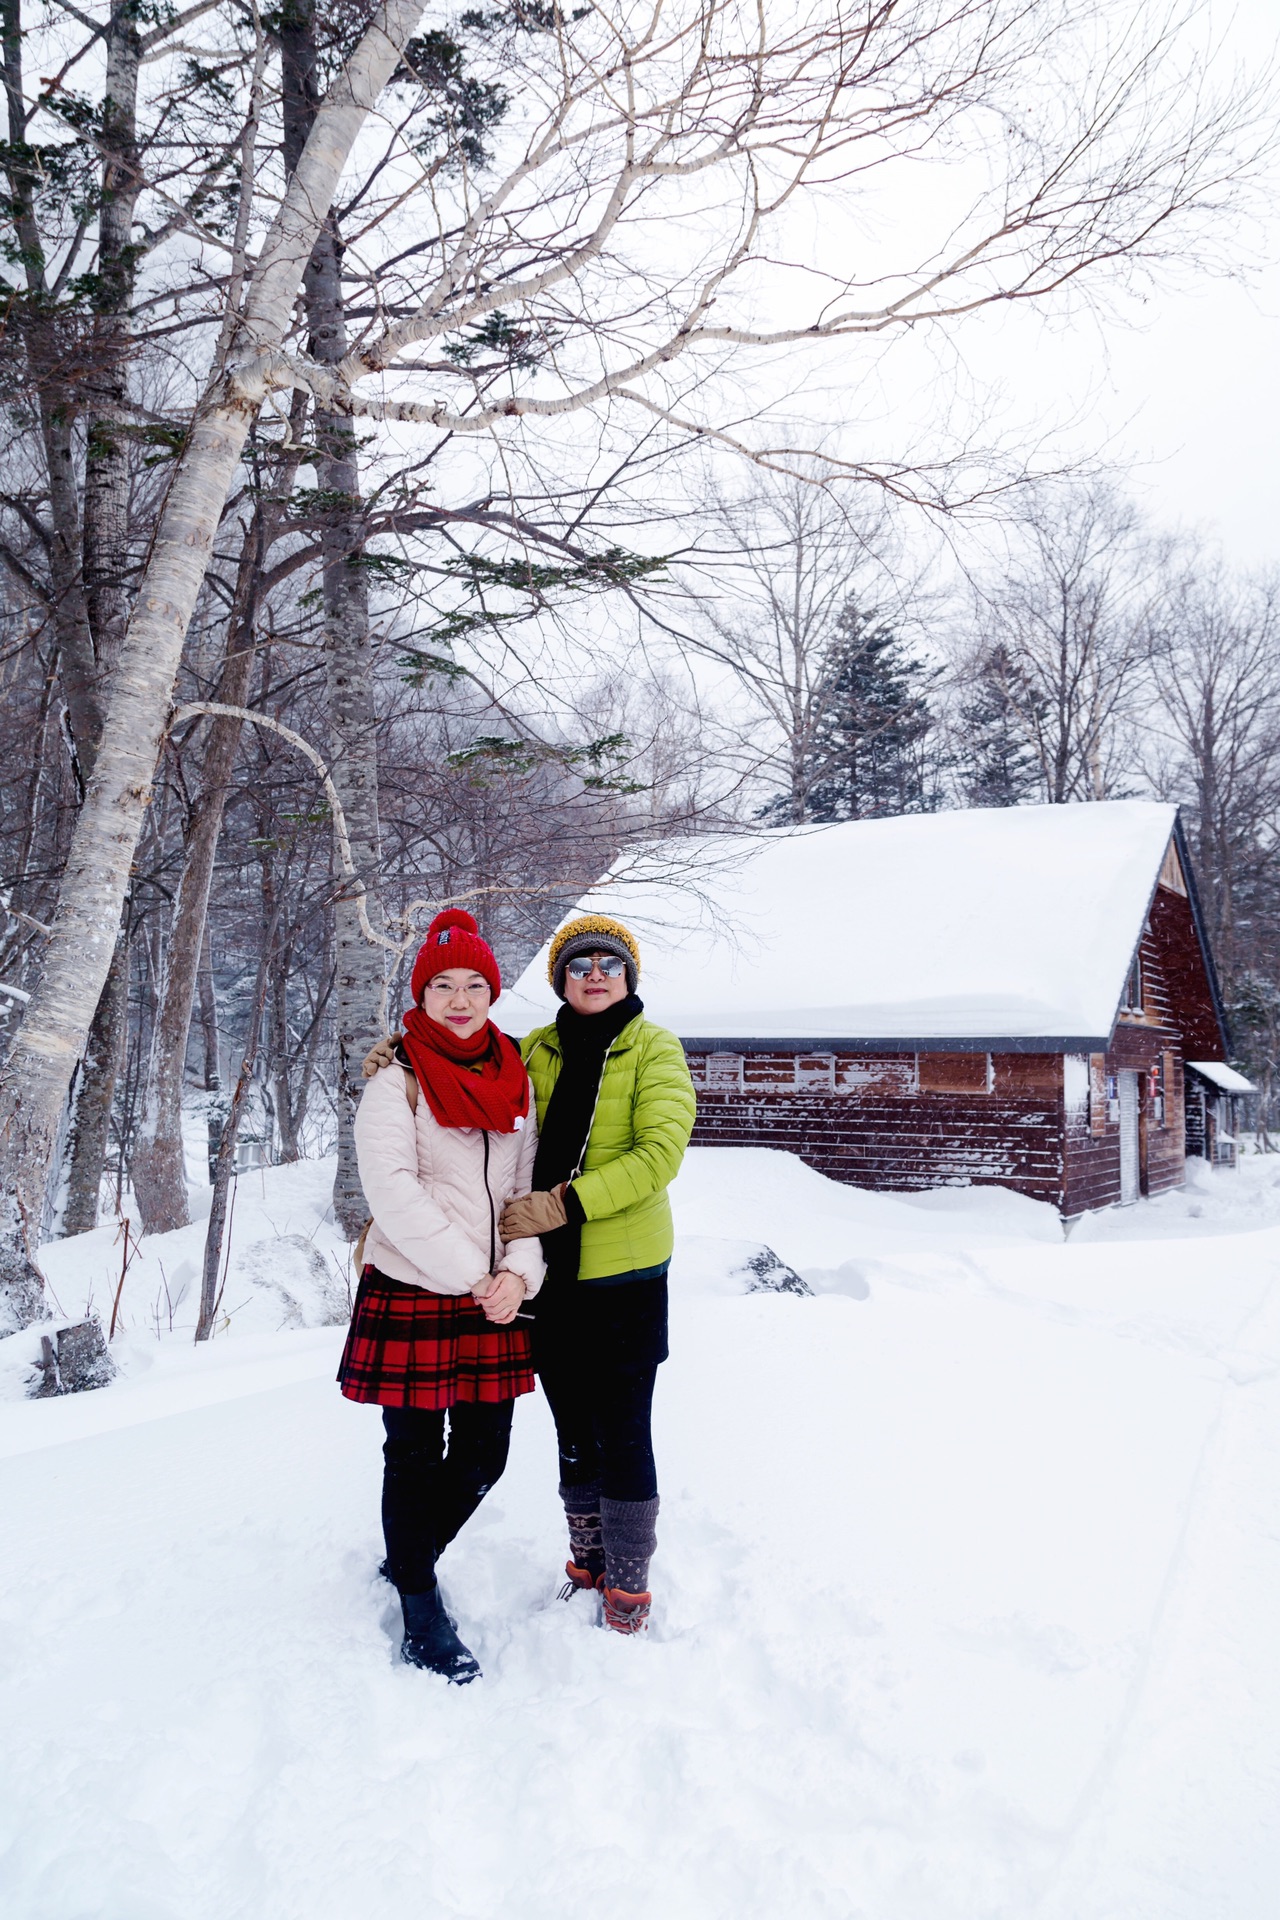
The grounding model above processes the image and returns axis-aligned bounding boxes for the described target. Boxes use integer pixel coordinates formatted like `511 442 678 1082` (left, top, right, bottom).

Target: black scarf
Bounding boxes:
532 993 643 1282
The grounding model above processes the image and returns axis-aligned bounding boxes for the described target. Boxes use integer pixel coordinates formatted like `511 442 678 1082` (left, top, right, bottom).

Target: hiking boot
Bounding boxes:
399 1587 481 1682
601 1586 651 1634
558 1560 605 1601
560 1490 605 1593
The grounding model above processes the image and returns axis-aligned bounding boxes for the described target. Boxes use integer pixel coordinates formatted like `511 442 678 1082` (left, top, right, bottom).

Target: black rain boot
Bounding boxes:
400 1587 481 1683
381 1558 460 1626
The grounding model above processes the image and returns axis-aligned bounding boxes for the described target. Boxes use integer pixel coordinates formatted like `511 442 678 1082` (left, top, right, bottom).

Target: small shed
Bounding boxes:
1184 1061 1254 1169
502 801 1240 1213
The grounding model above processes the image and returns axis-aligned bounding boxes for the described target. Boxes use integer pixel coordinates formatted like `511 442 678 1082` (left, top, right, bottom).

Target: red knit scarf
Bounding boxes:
400 1007 530 1134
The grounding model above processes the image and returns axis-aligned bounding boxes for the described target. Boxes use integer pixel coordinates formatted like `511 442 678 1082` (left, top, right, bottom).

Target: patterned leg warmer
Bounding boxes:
560 1482 605 1585
600 1495 659 1596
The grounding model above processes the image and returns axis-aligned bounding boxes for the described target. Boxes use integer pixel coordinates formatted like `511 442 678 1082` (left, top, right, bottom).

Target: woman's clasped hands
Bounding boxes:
472 1268 527 1324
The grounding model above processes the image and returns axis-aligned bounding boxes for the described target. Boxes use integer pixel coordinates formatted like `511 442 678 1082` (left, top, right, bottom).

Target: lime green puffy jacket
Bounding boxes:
520 1013 697 1280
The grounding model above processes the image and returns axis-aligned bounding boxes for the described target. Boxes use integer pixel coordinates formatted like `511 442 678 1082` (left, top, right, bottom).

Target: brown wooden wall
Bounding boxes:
1148 885 1222 1057
688 1049 1066 1204
1062 900 1189 1213
686 880 1212 1214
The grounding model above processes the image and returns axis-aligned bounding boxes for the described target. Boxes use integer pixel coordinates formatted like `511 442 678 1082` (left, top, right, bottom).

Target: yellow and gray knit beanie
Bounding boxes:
547 915 641 1000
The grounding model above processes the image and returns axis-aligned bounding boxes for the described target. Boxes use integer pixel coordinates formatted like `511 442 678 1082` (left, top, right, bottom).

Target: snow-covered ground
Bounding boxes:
2 1149 1279 1919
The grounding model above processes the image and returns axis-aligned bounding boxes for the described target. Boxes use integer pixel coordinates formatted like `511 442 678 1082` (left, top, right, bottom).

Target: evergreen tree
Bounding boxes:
954 643 1043 807
801 602 938 821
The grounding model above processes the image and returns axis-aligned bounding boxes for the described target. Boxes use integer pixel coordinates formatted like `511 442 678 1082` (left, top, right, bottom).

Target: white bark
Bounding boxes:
302 185 390 1237
0 0 427 1329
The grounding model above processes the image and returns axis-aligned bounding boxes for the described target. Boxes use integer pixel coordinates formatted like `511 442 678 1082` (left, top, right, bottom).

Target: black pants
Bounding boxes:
532 1275 668 1503
381 1401 514 1595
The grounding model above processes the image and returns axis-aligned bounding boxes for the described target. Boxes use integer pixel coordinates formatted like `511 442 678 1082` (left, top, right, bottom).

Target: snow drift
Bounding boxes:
1 1148 1278 1919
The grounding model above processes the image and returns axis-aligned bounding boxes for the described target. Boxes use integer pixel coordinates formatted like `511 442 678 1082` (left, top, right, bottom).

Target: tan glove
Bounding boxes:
500 1186 568 1239
362 1031 400 1078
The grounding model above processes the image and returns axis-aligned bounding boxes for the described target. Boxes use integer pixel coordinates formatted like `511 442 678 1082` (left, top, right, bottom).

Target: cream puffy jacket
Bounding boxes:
353 1062 546 1297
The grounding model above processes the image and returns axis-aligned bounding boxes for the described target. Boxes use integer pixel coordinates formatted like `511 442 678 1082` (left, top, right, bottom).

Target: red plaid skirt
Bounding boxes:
337 1267 535 1409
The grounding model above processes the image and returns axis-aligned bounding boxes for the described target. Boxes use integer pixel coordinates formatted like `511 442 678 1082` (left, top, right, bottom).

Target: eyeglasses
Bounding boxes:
566 954 627 979
425 979 491 998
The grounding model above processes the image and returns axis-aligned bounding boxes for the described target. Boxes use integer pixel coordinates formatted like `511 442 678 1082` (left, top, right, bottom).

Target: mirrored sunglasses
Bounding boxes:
566 953 627 979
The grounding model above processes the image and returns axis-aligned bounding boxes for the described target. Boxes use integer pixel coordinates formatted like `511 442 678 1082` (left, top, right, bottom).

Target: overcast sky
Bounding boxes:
974 243 1280 569
950 0 1280 567
675 0 1280 582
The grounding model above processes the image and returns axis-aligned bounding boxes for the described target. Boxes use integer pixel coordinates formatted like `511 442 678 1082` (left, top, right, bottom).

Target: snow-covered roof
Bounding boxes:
1186 1061 1254 1094
498 801 1186 1047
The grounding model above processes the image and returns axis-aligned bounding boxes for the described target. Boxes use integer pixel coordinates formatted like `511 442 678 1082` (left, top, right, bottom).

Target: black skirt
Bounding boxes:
530 1270 669 1379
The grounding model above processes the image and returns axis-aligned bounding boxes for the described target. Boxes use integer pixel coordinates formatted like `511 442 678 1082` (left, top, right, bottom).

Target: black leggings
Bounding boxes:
533 1275 668 1503
381 1401 514 1594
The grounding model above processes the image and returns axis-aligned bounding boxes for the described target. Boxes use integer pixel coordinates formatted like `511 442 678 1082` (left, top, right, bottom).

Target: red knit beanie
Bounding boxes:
409 909 501 1005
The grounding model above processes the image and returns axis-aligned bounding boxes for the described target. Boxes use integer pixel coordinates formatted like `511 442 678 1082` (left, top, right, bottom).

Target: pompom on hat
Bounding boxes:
410 908 501 1005
548 914 641 1000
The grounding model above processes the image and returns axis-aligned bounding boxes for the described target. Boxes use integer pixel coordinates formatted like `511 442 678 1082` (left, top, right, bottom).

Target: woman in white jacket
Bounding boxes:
338 909 544 1682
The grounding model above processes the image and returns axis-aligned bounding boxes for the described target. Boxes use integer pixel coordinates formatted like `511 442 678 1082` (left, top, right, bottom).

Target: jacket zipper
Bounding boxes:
571 1039 618 1183
481 1131 496 1271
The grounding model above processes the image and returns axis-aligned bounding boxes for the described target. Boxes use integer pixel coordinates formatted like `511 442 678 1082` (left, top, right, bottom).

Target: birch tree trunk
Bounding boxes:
260 843 301 1164
198 927 221 1091
269 991 302 1163
283 0 387 1237
131 398 307 1232
322 443 388 1236
82 2 143 676
60 924 130 1236
196 931 273 1342
1 0 104 782
312 286 387 1238
0 0 426 1330
130 544 260 1233
57 6 147 1231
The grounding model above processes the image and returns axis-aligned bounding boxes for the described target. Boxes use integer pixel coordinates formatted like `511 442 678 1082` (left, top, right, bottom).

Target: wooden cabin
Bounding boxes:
503 802 1241 1214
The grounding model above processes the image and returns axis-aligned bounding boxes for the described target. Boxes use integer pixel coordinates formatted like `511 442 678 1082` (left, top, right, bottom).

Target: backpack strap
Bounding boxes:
392 1037 419 1113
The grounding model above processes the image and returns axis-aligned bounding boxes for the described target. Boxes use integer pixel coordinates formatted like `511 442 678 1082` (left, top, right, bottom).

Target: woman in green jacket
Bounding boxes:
499 914 696 1634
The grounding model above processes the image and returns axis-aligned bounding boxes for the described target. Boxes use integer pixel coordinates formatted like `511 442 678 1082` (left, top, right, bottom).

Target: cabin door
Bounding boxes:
1118 1070 1141 1204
